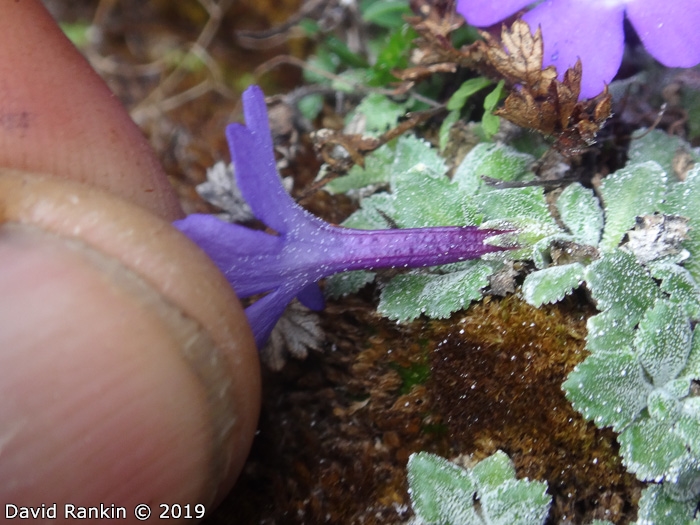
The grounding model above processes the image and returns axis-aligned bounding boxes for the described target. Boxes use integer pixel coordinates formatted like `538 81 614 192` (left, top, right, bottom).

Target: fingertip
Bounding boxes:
0 0 183 220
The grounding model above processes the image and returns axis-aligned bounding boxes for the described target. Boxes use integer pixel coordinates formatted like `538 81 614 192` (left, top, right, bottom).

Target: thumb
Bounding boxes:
0 172 260 513
0 0 261 518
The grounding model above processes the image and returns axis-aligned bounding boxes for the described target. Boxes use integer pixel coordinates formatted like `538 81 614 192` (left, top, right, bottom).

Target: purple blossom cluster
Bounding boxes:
457 0 700 99
175 86 506 348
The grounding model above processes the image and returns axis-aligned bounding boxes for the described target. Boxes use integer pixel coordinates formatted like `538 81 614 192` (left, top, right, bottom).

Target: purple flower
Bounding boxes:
175 85 507 348
457 0 700 99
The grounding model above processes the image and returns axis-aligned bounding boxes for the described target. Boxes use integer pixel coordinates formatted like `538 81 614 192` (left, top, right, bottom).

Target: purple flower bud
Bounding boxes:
175 86 508 348
457 0 700 99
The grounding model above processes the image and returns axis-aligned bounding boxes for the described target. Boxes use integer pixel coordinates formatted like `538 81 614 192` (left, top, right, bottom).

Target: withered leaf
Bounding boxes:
378 4 612 156
624 214 690 264
484 22 612 156
403 0 474 80
402 9 612 156
394 62 457 82
408 0 462 42
482 21 557 94
261 301 324 371
309 106 445 176
311 129 380 170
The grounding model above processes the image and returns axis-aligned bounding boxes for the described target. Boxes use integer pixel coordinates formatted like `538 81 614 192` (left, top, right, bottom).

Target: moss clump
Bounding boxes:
221 292 643 525
426 294 642 524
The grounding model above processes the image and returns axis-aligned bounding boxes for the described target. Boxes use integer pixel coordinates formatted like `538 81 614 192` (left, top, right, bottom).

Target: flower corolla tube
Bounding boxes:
457 0 700 99
175 85 508 349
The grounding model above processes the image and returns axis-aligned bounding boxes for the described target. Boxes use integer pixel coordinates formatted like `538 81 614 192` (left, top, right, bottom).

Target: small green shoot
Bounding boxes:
361 0 412 29
446 78 494 112
482 80 505 137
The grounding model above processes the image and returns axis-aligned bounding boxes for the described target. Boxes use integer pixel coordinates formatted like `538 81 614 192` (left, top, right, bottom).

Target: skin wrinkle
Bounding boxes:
74 229 240 504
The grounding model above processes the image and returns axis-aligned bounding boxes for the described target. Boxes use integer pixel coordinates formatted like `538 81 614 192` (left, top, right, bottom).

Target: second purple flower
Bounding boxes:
457 0 700 99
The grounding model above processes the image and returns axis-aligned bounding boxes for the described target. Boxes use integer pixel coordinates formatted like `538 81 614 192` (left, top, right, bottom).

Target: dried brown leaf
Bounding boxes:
394 62 457 82
311 129 380 170
482 21 557 93
402 7 612 155
624 214 690 263
309 106 445 176
481 21 612 155
408 0 462 41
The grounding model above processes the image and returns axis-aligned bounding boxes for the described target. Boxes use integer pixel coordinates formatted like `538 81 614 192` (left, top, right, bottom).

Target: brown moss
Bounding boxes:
426 294 642 524
216 295 436 524
215 291 642 524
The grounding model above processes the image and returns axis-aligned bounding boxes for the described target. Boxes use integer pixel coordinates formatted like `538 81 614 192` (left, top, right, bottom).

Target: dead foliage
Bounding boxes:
403 3 612 155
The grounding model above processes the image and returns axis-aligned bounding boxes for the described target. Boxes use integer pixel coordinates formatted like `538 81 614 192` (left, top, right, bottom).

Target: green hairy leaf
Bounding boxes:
663 165 700 282
378 261 495 322
342 193 396 229
352 93 411 134
390 168 480 228
452 143 534 196
584 250 661 323
649 262 700 319
479 479 551 525
628 129 700 177
470 450 517 490
563 349 652 432
599 161 667 252
634 485 700 525
477 186 562 263
567 295 700 491
407 451 551 525
585 310 637 354
556 182 604 246
618 416 688 482
633 299 692 387
522 263 585 307
479 186 560 231
662 454 700 502
327 133 449 194
390 134 448 182
407 452 480 524
676 408 700 460
325 270 376 299
679 326 700 382
326 143 395 193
